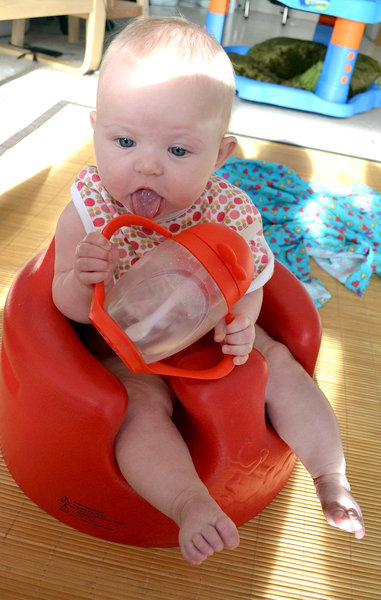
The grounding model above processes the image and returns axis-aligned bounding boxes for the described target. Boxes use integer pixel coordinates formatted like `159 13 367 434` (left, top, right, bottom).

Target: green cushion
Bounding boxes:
228 37 381 98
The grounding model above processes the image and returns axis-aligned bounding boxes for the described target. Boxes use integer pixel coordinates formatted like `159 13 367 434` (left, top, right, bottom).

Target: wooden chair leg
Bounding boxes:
67 0 149 48
11 19 26 47
68 16 80 44
1 0 150 75
76 1 107 73
138 0 150 17
0 0 106 75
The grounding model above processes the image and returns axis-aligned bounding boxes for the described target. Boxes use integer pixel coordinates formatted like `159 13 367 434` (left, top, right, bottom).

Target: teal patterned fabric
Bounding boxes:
216 158 380 307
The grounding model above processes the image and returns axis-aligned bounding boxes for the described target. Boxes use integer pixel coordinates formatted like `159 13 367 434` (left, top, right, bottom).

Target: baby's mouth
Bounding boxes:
130 188 163 219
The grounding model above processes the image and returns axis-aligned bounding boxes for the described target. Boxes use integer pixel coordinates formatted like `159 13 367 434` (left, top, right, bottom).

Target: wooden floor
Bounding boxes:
0 107 380 600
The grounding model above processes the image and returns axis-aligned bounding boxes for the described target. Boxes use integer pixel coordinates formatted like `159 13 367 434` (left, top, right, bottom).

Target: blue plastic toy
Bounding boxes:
206 0 381 117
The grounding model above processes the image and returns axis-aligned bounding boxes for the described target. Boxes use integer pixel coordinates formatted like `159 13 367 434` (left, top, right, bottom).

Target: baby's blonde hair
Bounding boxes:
99 16 236 132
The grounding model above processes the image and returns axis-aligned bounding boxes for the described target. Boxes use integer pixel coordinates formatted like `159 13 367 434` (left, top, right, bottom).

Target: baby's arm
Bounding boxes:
214 288 263 365
52 202 119 323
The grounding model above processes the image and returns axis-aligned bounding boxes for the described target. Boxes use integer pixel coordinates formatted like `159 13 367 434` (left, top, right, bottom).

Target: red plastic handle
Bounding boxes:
101 214 172 241
147 354 235 379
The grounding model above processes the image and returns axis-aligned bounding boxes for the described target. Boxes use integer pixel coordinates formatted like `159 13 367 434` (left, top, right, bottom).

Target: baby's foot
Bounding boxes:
314 473 365 539
173 488 239 565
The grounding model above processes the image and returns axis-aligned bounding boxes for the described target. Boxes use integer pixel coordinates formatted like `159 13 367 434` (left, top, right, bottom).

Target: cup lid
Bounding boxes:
173 223 254 309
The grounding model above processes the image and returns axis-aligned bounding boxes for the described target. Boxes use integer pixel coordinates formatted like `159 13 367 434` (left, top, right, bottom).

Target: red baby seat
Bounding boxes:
0 240 321 547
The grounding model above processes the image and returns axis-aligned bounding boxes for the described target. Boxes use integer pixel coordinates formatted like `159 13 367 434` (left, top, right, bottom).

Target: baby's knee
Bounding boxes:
261 337 310 394
114 386 174 461
125 379 175 421
259 336 296 372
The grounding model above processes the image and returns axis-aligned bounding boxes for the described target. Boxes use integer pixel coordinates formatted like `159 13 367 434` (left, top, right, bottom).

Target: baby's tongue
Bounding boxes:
131 188 163 219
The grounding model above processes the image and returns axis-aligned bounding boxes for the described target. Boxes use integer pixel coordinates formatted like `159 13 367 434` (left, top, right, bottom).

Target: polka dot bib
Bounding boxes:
71 166 272 285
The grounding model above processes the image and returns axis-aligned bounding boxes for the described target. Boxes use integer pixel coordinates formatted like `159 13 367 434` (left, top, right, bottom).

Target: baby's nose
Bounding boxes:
134 153 163 176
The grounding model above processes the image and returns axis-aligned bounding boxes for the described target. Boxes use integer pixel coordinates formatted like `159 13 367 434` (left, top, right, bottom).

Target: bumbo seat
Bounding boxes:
0 240 321 547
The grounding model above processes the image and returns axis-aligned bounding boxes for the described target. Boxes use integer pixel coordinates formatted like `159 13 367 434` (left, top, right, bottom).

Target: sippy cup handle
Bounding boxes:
90 215 236 380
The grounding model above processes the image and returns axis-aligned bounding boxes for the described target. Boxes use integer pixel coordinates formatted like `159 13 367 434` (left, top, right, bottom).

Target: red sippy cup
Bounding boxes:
90 215 254 379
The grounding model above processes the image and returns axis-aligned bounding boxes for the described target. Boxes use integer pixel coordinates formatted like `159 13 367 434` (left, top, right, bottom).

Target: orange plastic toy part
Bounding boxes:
0 240 321 547
330 18 366 49
208 0 229 15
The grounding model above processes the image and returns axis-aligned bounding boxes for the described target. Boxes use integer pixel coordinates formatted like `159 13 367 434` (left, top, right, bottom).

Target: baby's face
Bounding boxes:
91 58 235 220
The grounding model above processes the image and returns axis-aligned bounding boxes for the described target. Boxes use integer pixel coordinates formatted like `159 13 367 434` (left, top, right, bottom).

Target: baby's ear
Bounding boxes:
90 110 97 130
215 135 237 170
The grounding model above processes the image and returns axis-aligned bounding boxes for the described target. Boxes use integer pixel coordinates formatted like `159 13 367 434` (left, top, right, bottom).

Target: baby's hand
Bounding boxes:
214 313 255 366
74 232 119 287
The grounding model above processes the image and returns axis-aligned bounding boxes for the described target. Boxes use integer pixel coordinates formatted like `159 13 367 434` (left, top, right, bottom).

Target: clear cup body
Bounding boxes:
104 240 228 363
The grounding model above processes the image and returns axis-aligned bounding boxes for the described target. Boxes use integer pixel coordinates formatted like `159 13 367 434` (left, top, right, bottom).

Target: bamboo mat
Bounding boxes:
0 106 380 600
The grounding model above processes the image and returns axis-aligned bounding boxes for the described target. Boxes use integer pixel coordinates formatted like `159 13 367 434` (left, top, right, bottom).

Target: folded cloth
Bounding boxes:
216 158 381 307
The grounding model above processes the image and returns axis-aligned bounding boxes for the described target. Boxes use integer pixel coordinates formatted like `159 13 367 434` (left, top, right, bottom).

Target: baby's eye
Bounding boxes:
118 138 135 148
169 146 187 157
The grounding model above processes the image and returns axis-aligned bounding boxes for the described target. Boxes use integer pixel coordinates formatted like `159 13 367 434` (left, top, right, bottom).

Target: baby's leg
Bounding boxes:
254 327 365 539
103 357 239 564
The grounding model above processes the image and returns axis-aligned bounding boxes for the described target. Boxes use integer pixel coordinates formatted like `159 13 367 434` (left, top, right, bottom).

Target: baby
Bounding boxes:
52 17 365 565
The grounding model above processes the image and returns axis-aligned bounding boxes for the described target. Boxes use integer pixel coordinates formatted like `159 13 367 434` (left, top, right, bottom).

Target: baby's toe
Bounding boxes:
182 540 208 565
193 531 217 556
215 515 240 549
326 504 365 538
347 510 366 539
